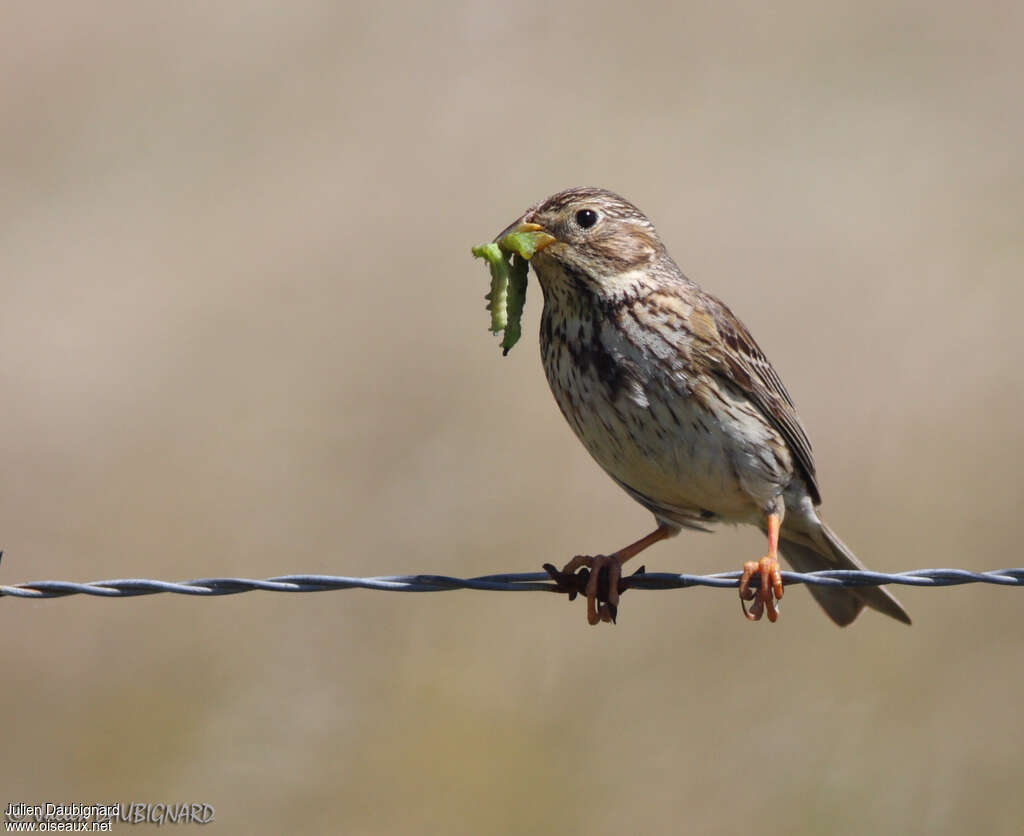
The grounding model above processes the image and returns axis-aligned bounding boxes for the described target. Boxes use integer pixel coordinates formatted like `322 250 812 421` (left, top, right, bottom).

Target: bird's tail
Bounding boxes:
779 522 911 626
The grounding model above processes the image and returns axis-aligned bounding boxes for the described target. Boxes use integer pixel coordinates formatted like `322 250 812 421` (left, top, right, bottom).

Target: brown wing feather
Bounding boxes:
697 294 822 504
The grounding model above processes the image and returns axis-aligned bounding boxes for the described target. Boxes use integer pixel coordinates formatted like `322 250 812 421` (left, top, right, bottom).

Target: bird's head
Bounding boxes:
496 187 669 301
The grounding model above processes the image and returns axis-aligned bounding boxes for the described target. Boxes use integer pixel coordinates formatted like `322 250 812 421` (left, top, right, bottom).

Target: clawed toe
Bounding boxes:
585 556 621 624
544 557 647 625
738 555 784 623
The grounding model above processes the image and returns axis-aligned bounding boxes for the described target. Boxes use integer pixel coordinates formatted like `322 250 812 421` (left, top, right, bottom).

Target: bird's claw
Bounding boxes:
543 558 646 625
738 555 784 622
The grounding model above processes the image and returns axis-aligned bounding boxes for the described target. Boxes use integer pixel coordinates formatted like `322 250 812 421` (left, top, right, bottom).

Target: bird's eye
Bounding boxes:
575 208 599 229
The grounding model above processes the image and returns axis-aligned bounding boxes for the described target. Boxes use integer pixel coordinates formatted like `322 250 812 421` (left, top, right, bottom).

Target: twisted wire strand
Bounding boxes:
1 567 1022 600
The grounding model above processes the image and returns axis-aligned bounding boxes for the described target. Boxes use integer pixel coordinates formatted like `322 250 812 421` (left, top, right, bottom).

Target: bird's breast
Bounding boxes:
539 291 793 524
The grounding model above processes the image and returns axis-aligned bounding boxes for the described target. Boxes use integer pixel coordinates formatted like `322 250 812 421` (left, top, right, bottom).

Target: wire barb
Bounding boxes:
1 567 1022 600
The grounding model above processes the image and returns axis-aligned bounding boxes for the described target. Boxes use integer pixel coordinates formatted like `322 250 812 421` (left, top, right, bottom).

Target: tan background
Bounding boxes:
2 2 1022 833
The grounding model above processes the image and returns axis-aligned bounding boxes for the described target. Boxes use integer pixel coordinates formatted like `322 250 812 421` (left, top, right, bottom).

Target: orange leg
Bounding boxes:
738 512 784 622
560 524 674 625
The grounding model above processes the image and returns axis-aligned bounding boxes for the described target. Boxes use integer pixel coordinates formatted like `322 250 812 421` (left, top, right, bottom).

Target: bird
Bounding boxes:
492 187 910 627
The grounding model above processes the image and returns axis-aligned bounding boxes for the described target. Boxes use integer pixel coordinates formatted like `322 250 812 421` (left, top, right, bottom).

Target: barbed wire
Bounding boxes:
1 562 1021 600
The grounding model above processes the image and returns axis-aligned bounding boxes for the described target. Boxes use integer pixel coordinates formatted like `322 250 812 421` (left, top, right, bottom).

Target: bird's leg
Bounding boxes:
739 511 784 622
556 524 674 625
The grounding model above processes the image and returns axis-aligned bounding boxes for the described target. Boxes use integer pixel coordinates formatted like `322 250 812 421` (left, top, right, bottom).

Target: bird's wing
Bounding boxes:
694 294 821 504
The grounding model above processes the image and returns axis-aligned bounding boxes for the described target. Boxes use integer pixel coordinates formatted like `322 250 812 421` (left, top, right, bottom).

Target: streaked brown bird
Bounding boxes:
495 187 910 627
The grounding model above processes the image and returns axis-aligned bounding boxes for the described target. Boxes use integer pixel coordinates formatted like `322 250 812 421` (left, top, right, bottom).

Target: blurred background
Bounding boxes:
2 1 1022 833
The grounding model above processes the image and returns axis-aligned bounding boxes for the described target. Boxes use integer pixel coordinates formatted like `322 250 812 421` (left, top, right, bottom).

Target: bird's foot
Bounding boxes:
739 555 784 622
543 557 646 625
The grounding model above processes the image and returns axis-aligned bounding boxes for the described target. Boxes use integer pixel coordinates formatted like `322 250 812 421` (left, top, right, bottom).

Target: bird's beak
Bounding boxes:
494 219 557 256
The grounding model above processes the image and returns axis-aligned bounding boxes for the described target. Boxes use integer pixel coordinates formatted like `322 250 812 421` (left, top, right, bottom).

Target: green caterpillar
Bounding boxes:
471 231 544 355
